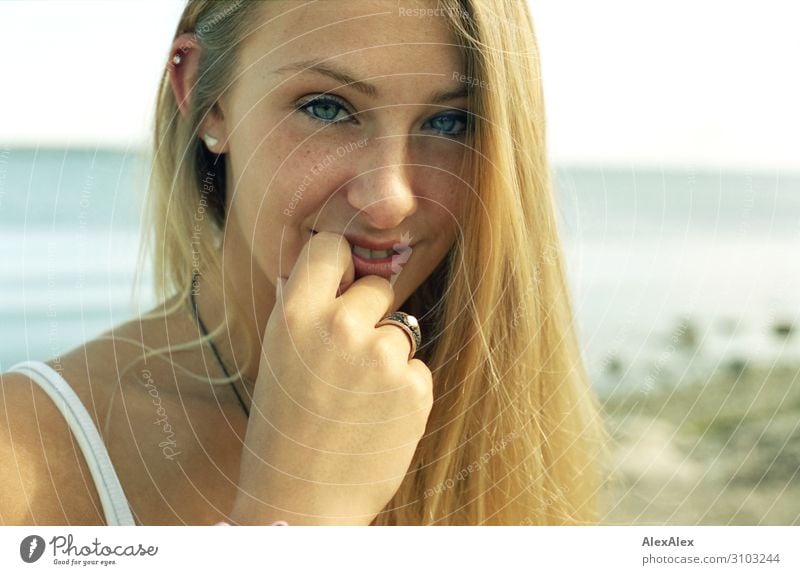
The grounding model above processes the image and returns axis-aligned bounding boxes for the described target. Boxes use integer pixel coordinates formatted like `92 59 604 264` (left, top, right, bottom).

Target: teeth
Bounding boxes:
352 244 394 259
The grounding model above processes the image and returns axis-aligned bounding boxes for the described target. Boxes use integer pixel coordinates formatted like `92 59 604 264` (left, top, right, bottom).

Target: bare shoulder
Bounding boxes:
47 296 199 427
0 304 187 525
43 309 181 429
0 367 107 525
0 300 242 525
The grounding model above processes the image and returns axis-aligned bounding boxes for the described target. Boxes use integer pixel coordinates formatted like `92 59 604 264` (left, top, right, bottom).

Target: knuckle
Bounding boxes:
329 306 358 336
411 359 433 383
275 300 304 332
373 336 398 366
414 377 434 407
410 363 434 401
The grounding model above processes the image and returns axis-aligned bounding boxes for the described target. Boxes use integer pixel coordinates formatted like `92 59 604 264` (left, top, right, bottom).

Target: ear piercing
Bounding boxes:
172 53 219 152
203 134 219 149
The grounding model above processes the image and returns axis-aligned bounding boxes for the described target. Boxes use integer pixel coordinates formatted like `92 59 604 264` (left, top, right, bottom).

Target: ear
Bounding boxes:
167 32 229 154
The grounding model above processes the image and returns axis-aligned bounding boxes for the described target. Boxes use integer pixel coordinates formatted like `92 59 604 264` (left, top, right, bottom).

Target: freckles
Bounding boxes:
278 147 346 213
429 185 465 216
420 201 460 241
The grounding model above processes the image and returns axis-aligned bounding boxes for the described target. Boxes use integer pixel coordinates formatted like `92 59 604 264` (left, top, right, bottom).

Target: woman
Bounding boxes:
1 0 609 525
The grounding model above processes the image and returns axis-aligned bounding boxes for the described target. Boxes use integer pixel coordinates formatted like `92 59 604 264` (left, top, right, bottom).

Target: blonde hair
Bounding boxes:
122 0 611 525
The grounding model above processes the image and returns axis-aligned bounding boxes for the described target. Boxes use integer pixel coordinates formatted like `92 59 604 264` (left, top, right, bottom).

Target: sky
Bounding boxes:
0 0 798 171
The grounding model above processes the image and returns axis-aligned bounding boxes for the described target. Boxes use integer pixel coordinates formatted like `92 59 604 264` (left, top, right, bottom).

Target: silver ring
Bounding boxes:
375 312 422 361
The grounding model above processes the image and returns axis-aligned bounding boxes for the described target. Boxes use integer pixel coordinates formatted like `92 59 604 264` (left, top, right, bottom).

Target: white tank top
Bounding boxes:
6 360 136 526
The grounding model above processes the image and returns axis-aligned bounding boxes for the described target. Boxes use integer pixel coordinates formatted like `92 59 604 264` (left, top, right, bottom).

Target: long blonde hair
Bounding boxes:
125 0 611 525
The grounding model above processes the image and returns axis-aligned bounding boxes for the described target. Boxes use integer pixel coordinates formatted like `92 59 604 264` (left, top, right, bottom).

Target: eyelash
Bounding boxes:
295 94 471 138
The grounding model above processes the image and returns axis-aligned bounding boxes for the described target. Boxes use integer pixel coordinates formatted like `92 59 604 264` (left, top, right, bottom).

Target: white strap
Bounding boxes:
7 361 136 526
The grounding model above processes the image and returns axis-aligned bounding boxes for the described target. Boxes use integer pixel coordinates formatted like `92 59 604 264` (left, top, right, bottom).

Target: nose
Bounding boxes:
346 136 417 229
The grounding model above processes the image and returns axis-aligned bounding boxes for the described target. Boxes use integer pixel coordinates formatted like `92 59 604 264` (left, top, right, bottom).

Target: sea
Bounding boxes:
1 147 798 391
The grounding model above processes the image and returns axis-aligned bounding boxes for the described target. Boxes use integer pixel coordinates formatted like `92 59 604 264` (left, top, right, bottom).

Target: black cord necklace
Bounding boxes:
189 284 250 418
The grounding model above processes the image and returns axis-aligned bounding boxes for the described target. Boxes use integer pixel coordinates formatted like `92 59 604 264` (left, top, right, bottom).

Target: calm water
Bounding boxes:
1 148 798 388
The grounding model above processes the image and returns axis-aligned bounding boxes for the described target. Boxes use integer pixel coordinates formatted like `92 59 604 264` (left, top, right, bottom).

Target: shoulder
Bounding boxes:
0 363 108 524
54 294 199 415
0 303 188 525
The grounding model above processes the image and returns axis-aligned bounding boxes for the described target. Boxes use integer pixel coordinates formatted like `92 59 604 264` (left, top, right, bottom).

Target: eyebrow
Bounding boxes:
272 58 469 105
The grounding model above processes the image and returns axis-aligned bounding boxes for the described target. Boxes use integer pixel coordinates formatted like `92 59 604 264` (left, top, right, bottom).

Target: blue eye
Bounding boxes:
297 95 471 138
426 112 470 138
297 95 353 124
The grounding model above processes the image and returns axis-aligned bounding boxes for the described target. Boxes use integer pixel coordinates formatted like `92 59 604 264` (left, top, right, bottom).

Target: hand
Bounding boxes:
230 232 434 525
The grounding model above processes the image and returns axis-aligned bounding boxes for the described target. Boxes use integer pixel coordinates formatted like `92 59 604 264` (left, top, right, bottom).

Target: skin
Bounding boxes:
171 0 474 525
169 0 471 407
0 0 473 527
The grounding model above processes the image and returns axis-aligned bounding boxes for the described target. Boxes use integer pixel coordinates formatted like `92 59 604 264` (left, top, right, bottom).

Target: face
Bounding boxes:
214 0 471 308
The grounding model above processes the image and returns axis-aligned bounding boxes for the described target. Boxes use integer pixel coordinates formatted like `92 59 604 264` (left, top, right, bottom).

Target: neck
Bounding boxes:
190 224 275 413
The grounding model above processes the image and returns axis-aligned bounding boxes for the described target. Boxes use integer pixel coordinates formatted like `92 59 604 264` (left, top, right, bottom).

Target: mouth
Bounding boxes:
350 248 404 280
310 228 413 280
350 244 399 261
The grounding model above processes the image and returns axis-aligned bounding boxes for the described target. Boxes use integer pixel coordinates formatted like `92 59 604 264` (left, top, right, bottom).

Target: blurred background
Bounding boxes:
1 1 798 524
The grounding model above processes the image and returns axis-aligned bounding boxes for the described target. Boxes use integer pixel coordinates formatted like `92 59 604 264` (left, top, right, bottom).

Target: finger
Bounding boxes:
374 323 416 365
336 274 396 326
282 231 354 314
335 242 355 297
408 359 433 394
373 311 423 366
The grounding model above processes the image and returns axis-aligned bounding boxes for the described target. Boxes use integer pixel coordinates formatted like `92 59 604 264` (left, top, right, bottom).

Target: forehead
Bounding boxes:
238 0 464 81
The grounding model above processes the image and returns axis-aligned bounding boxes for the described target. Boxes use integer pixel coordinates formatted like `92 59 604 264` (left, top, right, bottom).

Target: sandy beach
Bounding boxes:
599 357 800 525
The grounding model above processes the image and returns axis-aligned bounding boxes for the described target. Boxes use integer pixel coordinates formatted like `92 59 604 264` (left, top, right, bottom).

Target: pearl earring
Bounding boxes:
203 133 219 149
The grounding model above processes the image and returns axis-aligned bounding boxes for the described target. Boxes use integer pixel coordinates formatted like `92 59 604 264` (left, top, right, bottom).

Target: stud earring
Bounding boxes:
203 133 219 149
172 53 182 66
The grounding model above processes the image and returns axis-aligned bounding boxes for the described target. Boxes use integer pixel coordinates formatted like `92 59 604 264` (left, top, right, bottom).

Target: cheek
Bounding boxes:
442 188 467 223
231 132 341 227
420 174 468 238
269 133 350 218
413 145 470 219
226 146 348 275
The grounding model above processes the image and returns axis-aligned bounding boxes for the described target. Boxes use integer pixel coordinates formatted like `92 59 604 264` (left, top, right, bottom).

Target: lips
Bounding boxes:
351 249 401 280
310 228 413 281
